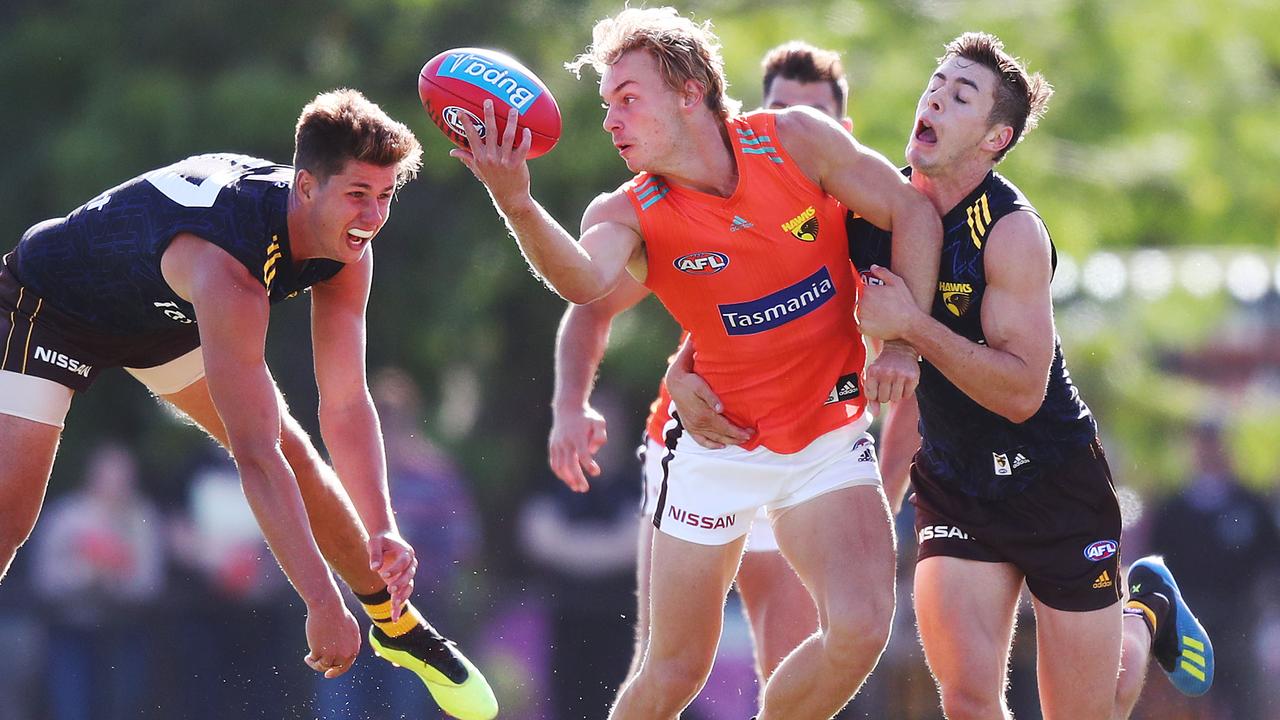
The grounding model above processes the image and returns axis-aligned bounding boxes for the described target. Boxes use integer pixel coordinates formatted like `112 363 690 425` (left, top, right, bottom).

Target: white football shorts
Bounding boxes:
645 413 880 546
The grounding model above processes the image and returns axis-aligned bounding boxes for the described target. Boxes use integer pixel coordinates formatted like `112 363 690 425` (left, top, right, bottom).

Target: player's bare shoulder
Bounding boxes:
773 106 853 186
581 185 641 235
985 210 1053 283
773 107 846 156
579 184 647 283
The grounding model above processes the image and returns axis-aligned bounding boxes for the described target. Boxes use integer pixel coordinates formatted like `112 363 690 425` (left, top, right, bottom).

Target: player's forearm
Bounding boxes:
878 394 921 514
553 306 612 414
320 400 395 537
667 334 695 376
902 315 1046 423
234 451 343 606
888 193 943 313
500 197 612 303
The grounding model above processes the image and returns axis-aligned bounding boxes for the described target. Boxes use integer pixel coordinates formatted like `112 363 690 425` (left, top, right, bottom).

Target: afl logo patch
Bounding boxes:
1083 539 1118 561
674 251 729 275
442 106 486 138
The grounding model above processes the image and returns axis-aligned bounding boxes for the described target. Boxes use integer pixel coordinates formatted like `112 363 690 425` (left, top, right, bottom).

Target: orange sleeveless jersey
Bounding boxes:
626 112 867 454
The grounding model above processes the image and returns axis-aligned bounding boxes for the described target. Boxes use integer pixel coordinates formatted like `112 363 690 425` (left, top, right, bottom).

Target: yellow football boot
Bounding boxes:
369 625 499 719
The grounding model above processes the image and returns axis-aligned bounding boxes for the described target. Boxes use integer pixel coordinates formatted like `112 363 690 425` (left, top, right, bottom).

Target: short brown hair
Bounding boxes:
293 89 423 188
942 32 1052 163
566 6 741 118
761 41 848 116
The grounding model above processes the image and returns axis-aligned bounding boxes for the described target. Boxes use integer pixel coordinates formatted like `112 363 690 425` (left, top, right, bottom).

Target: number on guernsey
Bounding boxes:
144 154 282 208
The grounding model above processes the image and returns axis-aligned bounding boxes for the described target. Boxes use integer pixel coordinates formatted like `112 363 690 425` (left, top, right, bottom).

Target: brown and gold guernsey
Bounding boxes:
625 112 867 454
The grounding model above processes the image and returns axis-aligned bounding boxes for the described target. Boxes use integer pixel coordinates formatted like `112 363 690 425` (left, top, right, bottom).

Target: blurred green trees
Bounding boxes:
3 0 1277 544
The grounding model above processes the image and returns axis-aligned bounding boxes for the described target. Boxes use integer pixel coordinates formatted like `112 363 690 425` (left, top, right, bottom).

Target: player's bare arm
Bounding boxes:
550 275 650 491
773 107 942 401
161 232 360 676
452 100 643 303
663 336 752 450
775 107 942 314
311 247 417 614
875 392 921 513
860 210 1056 422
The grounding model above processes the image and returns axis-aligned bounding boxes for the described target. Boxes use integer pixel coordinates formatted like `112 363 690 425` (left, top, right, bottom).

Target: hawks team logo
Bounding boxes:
939 281 974 317
782 206 819 242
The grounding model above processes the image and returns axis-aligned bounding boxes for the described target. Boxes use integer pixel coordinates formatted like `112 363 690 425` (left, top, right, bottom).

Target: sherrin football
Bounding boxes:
419 47 562 159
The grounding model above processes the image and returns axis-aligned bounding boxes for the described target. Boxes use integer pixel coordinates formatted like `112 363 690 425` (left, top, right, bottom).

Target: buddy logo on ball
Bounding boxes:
439 51 544 114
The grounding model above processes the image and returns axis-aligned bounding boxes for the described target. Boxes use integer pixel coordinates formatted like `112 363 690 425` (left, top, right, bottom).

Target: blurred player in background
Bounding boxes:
0 89 496 720
453 5 942 718
548 41 864 696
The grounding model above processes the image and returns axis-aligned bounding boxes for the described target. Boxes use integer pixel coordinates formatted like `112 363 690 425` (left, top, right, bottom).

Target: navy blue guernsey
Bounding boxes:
848 170 1097 500
10 153 344 335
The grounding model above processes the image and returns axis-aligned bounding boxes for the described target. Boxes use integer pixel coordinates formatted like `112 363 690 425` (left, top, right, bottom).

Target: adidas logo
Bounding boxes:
824 373 861 404
857 448 874 463
1093 570 1113 589
1012 453 1030 469
729 215 754 232
1180 635 1208 682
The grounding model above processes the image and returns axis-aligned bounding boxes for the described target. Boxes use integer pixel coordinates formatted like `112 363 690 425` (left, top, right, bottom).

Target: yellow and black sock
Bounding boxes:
355 588 468 683
356 587 427 639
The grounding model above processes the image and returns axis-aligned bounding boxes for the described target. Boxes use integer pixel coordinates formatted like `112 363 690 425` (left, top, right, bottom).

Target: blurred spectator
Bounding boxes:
315 366 483 719
0 552 42 720
368 367 483 604
518 386 640 720
1148 421 1280 720
30 441 165 720
164 448 304 720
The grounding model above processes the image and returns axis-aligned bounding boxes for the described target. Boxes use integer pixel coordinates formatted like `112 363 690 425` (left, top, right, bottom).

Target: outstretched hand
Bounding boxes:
450 99 533 209
369 531 417 620
548 405 609 492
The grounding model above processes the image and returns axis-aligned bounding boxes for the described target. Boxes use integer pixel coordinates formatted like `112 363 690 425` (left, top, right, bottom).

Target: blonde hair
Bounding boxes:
566 6 741 118
294 88 423 188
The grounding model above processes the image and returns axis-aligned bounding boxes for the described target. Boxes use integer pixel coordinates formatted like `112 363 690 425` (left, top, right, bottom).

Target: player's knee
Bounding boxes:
938 685 1005 720
1112 630 1147 712
635 655 713 708
823 589 894 664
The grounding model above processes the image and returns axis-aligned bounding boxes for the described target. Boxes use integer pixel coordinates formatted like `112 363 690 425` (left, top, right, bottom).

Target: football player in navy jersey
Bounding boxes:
674 32 1215 719
0 89 497 720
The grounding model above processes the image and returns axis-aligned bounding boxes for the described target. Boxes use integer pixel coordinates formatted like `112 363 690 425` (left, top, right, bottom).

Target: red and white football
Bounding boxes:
418 47 562 159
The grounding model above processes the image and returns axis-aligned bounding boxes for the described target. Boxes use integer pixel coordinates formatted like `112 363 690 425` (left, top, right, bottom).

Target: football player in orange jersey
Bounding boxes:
454 7 942 720
548 42 885 704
